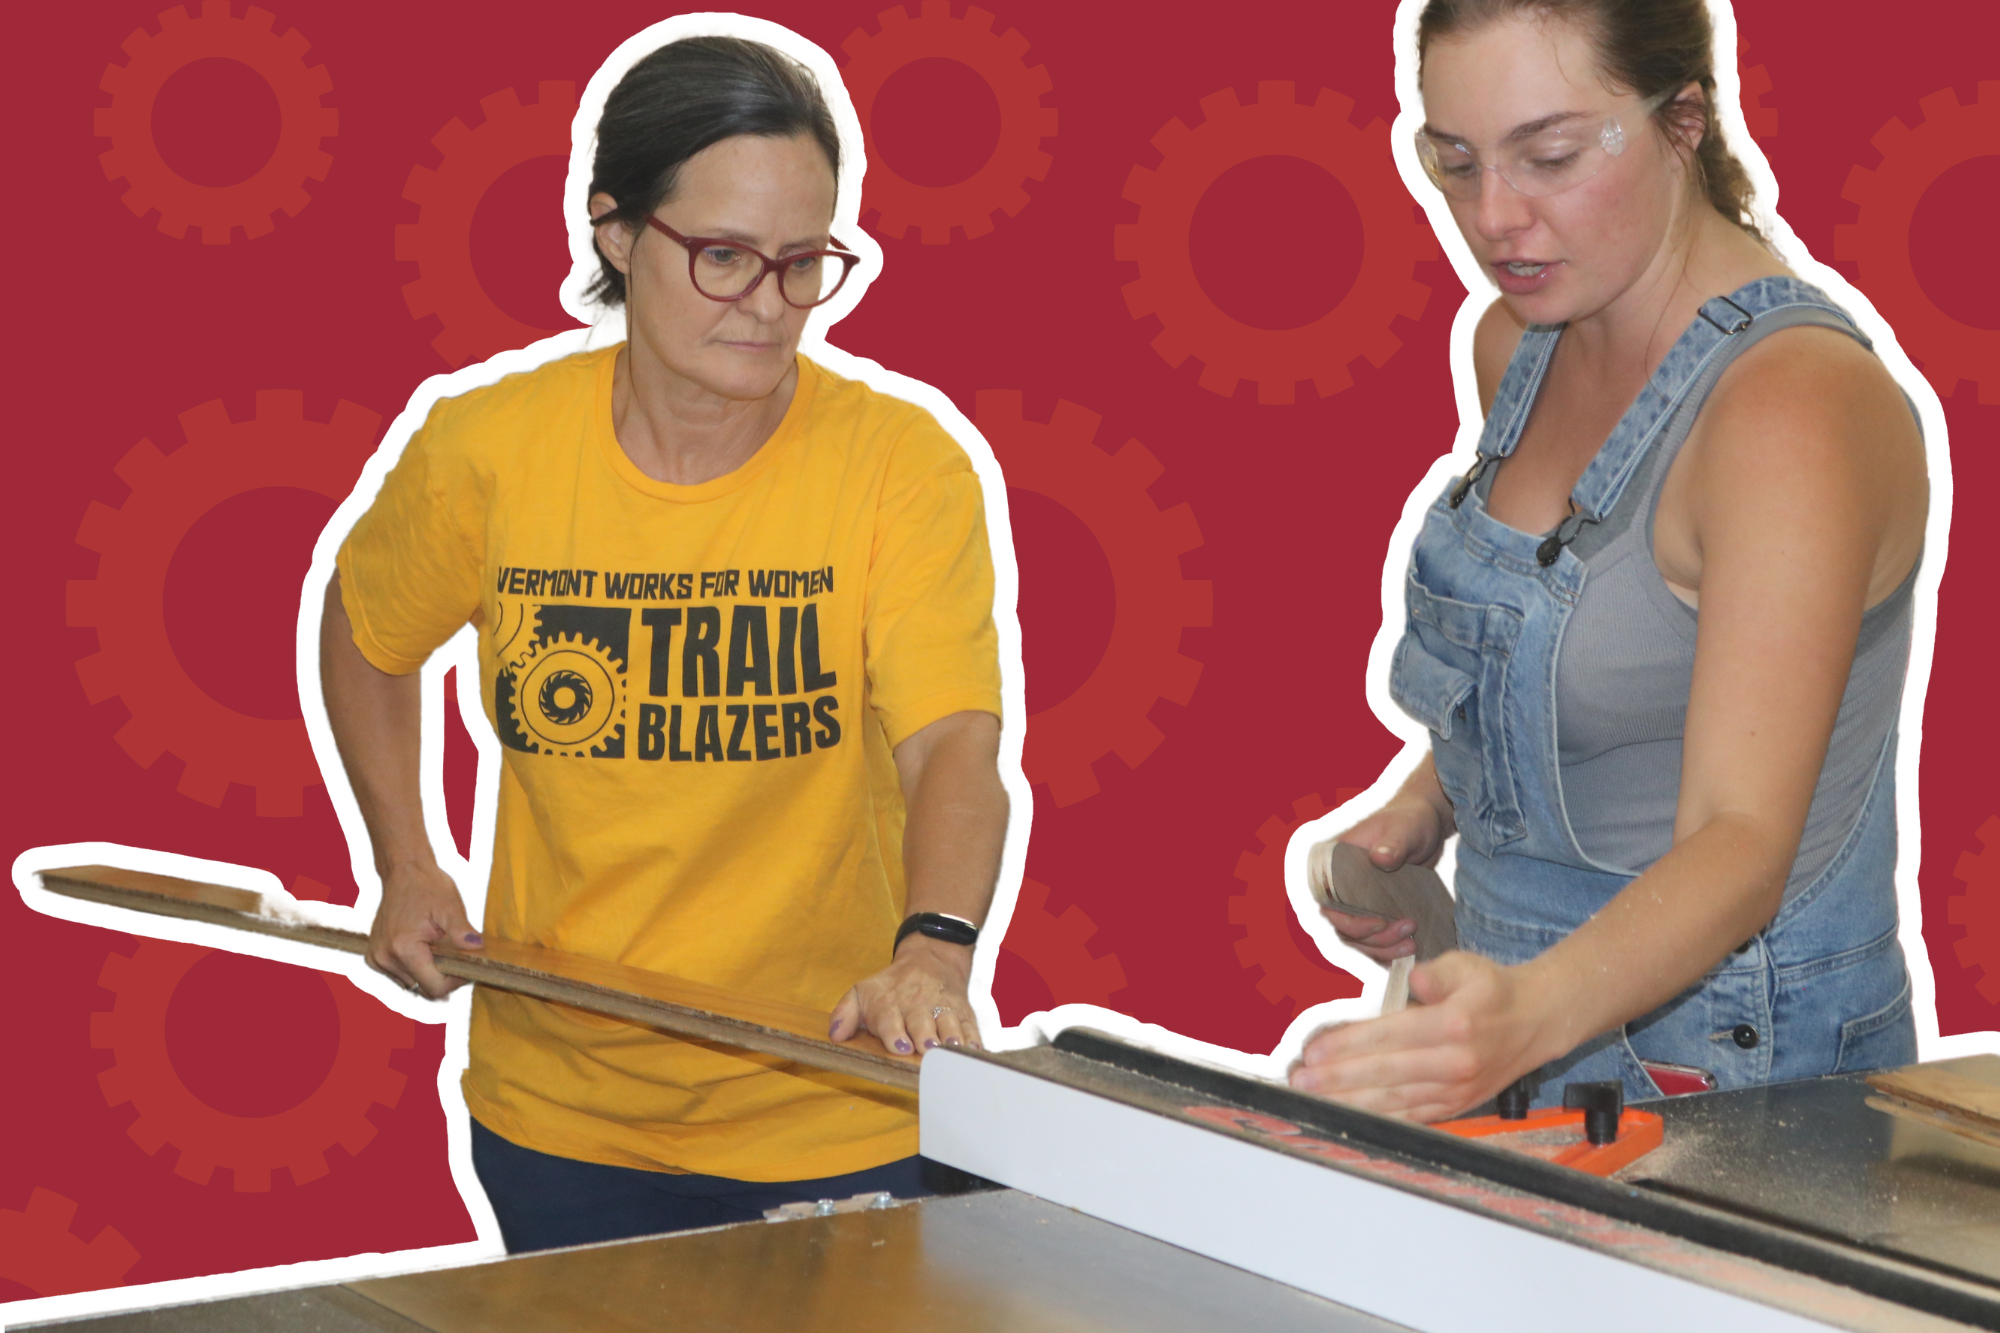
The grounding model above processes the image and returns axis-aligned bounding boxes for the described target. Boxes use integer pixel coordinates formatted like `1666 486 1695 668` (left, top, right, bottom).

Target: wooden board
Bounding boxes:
36 864 921 1092
1865 1057 2000 1154
1863 1095 2000 1154
1867 1056 2000 1122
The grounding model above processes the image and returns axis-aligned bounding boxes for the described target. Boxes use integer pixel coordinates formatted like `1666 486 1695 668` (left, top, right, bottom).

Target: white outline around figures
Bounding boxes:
11 12 1043 1325
1276 0 1973 1080
8 3 1988 1326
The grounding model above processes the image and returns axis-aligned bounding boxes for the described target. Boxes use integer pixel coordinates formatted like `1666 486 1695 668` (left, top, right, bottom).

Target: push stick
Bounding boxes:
36 865 922 1093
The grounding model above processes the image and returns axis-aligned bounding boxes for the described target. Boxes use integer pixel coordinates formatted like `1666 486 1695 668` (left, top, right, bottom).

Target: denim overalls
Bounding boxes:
1390 277 1918 1104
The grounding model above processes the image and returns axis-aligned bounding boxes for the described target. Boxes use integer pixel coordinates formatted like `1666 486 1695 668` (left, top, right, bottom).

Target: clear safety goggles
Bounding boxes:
1415 90 1673 200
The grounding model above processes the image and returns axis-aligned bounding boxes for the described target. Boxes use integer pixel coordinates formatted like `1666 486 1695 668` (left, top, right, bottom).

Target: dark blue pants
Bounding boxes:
470 1119 934 1253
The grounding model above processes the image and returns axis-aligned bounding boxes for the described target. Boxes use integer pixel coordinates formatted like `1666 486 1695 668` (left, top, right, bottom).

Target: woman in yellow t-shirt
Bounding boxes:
320 36 1008 1252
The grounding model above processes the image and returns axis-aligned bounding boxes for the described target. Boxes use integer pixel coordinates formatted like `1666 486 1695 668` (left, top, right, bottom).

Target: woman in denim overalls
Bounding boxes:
1291 0 1928 1119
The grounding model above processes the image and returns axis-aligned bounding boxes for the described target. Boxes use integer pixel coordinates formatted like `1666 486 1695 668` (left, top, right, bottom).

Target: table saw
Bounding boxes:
24 1031 2000 1333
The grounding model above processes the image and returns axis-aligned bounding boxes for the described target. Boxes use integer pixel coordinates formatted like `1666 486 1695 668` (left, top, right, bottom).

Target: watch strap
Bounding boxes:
894 911 980 951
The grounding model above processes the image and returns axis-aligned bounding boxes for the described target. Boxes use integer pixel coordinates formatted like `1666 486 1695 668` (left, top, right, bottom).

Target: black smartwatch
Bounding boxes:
894 912 980 952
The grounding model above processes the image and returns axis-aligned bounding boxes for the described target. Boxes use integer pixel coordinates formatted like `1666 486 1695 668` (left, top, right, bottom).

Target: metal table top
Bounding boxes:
34 1190 1404 1333
1621 1058 2000 1289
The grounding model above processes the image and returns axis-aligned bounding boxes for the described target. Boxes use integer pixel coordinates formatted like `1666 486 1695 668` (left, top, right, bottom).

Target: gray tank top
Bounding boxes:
1487 301 1918 891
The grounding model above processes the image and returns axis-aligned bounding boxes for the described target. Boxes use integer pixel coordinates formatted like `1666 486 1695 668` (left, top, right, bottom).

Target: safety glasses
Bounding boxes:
1415 90 1675 200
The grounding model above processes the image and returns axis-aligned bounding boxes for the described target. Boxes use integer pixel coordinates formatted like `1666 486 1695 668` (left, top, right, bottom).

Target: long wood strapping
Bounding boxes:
37 864 921 1092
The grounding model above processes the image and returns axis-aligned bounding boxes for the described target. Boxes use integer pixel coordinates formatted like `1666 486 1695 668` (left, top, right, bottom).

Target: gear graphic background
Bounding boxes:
505 631 629 758
1115 83 1437 404
1736 38 1784 141
1738 38 1778 141
1227 794 1365 1017
1834 82 2000 404
976 391 1212 806
839 3 1056 244
94 2 336 244
18 0 1999 1291
66 392 382 815
1947 815 2000 1004
91 941 415 1192
396 82 580 367
997 877 1128 1013
0 1189 139 1298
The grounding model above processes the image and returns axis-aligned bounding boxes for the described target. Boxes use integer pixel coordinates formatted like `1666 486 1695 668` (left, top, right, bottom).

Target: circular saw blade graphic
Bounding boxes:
505 631 628 757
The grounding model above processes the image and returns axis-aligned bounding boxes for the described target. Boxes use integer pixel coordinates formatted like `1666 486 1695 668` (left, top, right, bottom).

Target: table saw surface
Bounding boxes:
25 1049 2000 1333
22 1189 1402 1333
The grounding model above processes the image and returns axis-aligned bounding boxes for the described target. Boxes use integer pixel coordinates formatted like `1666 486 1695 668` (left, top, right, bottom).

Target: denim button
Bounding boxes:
1732 1023 1760 1050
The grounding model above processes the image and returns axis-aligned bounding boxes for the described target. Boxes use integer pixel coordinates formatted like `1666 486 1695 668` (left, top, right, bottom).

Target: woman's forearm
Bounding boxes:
828 711 1007 1050
1396 751 1457 840
1517 812 1791 1064
319 575 434 877
895 711 1008 928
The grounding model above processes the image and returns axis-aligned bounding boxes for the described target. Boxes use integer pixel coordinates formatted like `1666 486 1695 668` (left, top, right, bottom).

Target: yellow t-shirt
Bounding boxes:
336 347 1001 1180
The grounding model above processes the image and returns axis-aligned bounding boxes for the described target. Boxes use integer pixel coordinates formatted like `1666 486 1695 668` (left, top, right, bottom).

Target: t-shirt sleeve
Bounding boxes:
863 420 1004 749
335 418 485 675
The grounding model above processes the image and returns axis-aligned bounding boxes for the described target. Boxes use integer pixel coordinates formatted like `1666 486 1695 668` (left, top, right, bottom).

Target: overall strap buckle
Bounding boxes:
1535 506 1600 566
1449 454 1496 509
1698 294 1754 335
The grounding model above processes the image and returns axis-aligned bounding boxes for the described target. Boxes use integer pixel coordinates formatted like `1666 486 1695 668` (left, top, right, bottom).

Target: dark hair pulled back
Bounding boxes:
1417 0 1763 240
587 36 841 307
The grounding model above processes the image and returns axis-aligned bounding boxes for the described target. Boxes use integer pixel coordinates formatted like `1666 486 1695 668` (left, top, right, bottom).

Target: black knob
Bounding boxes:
1562 1080 1624 1145
1732 1023 1760 1049
1495 1075 1536 1121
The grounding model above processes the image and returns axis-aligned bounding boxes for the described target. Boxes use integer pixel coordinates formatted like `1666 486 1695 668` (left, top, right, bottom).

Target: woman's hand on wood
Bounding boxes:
835 709 1003 1056
367 862 482 999
1287 951 1556 1122
828 934 980 1054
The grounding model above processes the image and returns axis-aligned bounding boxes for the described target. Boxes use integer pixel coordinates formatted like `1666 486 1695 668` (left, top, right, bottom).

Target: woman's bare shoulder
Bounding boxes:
1700 326 1919 477
1668 324 1926 600
1470 298 1526 416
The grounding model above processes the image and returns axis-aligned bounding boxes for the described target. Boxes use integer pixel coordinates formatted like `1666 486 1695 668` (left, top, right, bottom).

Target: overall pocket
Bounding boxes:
1393 568 1526 852
1834 970 1914 1075
1389 633 1488 850
1768 923 1917 1080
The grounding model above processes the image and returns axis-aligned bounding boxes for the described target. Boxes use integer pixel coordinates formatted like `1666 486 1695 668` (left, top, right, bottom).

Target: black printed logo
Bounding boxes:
496 606 629 758
490 578 843 766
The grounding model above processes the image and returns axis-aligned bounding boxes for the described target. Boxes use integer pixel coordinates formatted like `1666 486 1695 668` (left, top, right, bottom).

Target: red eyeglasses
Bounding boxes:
642 217 861 309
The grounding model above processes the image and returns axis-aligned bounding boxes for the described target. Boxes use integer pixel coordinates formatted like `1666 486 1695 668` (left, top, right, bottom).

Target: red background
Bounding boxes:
5 0 1997 1303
